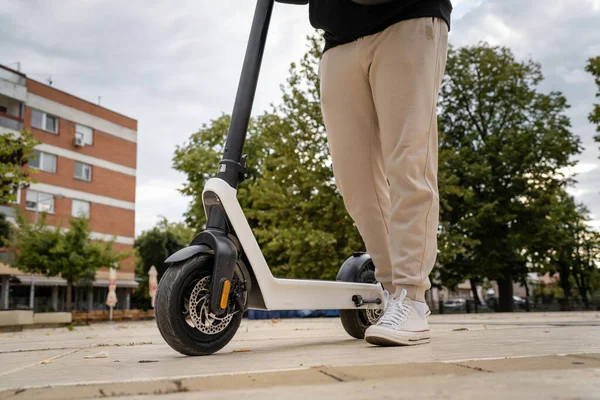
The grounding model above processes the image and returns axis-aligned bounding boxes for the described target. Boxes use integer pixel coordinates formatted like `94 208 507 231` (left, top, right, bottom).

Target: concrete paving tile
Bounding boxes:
319 362 474 381
571 354 600 362
116 368 600 400
4 355 599 400
0 349 80 378
0 369 335 400
1 323 600 391
1 312 599 396
458 354 600 373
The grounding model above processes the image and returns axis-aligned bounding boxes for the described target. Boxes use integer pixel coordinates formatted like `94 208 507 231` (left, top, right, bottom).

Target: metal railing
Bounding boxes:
0 112 23 131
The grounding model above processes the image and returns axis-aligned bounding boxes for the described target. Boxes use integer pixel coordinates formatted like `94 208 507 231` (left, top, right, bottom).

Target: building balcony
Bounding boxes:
0 65 27 102
0 111 23 131
0 250 15 265
0 205 16 218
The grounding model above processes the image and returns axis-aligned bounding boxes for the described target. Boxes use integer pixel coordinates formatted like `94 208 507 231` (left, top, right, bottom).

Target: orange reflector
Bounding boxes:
220 280 231 309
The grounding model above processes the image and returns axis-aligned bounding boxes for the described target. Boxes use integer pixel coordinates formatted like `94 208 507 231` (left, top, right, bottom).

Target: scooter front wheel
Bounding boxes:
337 260 383 339
155 254 243 356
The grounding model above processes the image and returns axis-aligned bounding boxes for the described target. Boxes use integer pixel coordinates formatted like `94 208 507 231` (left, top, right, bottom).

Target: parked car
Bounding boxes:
483 295 528 311
513 296 528 310
443 298 466 312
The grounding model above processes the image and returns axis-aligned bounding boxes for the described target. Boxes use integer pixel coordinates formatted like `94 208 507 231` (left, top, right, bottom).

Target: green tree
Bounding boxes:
436 122 483 304
14 214 129 311
572 220 600 308
132 217 194 307
0 212 10 246
537 195 600 309
437 43 582 311
0 130 39 204
588 264 600 303
585 56 600 152
174 35 363 280
531 190 583 309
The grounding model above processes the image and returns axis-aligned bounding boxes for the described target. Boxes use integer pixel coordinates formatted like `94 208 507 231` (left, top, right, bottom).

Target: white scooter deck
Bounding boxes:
204 178 385 311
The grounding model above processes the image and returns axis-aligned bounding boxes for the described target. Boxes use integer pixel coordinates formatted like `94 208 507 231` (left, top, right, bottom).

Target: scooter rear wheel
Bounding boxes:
155 254 243 356
337 261 382 339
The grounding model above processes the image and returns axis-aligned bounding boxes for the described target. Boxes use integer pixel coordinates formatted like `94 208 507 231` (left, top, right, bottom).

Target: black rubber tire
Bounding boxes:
338 262 379 339
155 254 242 356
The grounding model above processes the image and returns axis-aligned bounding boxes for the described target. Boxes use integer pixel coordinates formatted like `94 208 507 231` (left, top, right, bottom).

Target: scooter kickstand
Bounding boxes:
352 295 382 308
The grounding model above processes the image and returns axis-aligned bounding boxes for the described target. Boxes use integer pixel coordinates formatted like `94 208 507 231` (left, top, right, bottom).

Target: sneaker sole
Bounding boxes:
365 327 431 346
365 335 431 346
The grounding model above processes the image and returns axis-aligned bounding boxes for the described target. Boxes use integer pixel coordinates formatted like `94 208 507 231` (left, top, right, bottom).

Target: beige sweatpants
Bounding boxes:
319 17 448 302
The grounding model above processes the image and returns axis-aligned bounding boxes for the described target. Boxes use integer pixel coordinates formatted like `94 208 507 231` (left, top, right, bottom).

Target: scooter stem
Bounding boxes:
217 0 275 189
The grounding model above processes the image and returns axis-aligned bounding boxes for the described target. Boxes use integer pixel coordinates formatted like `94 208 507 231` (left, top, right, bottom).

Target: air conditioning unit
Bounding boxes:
74 133 85 147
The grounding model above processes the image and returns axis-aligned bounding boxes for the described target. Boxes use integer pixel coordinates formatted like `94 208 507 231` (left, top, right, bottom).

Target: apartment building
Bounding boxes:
0 64 138 311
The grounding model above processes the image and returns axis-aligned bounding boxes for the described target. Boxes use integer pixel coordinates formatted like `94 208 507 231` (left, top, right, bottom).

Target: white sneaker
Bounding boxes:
365 289 431 346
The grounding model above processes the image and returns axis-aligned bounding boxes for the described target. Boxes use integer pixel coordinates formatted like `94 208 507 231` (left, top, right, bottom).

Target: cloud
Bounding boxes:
1 0 598 235
451 0 600 228
1 1 314 235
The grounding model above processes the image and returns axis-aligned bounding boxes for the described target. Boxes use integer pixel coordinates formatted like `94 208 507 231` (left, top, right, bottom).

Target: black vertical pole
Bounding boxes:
217 0 275 188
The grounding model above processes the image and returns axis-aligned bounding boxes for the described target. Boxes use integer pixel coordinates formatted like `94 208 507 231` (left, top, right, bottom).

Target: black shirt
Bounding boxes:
309 0 453 52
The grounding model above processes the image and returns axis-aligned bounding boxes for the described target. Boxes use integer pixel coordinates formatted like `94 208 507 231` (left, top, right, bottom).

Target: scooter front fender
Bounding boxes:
165 231 238 316
164 244 212 264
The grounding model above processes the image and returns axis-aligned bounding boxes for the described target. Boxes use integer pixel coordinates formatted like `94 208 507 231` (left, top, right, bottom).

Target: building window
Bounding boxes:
29 150 57 173
0 105 7 113
25 191 55 213
74 161 92 181
9 188 21 205
75 124 93 145
71 199 90 218
31 109 59 134
31 109 43 129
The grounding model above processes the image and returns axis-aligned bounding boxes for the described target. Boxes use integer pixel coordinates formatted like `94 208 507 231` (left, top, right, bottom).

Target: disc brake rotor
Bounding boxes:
188 276 234 335
366 308 383 325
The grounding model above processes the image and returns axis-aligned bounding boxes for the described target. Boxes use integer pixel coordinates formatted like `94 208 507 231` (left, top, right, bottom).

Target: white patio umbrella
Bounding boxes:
105 267 118 321
148 266 158 308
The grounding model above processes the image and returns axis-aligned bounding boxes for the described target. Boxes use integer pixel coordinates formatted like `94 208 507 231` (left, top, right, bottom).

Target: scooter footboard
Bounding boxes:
255 278 384 311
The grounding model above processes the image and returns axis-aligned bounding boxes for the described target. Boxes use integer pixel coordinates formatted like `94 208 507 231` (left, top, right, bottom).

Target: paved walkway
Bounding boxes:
0 312 599 399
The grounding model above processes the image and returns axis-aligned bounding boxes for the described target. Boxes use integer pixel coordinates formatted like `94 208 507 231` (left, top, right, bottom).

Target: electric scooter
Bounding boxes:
154 0 385 356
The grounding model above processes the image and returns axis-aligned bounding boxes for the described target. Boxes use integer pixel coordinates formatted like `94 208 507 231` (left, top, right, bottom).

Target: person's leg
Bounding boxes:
319 41 393 291
370 17 448 303
364 17 448 346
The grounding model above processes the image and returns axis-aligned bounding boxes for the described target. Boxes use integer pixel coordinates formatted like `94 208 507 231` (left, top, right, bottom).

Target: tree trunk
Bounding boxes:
66 281 73 312
581 289 590 309
574 273 590 310
580 277 590 310
523 277 531 312
497 273 514 312
559 266 572 311
469 278 481 305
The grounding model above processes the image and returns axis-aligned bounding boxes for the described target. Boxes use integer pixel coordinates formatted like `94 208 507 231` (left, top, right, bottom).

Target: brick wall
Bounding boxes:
16 197 135 238
24 108 137 169
72 309 154 323
111 242 136 270
27 79 137 131
25 161 136 203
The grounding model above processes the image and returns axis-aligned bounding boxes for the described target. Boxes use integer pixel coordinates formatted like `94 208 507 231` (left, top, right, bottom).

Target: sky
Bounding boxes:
1 0 599 236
